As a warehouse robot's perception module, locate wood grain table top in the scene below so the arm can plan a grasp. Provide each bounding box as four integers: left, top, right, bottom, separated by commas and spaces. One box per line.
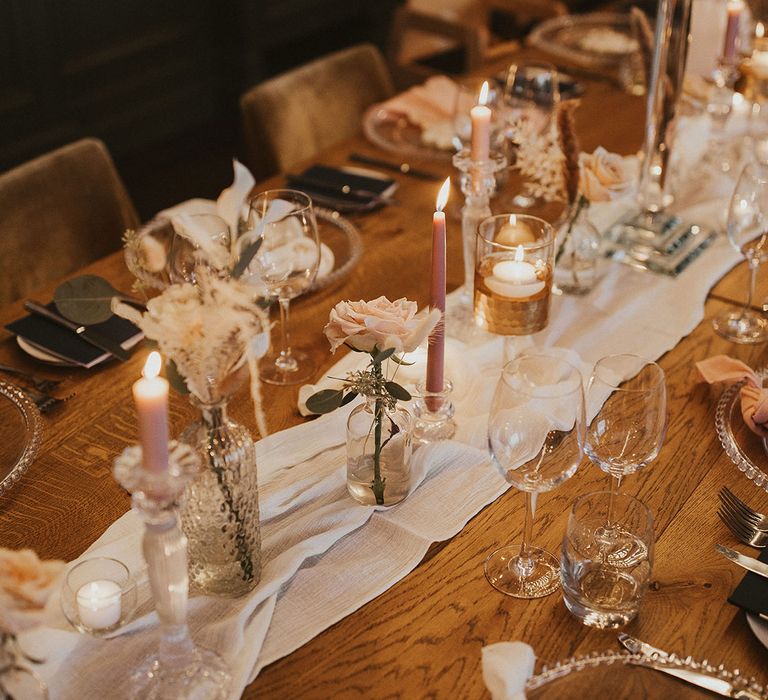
0, 59, 766, 699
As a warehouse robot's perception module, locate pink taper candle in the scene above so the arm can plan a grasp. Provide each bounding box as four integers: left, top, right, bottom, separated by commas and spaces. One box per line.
426, 178, 451, 401
723, 0, 744, 63
470, 81, 491, 162
133, 351, 169, 473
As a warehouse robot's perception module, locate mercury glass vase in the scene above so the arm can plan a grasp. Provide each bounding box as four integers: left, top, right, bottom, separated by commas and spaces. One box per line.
180, 395, 261, 597
346, 397, 413, 507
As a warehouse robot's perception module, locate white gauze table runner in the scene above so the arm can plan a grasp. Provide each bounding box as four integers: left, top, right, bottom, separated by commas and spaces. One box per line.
26, 190, 740, 698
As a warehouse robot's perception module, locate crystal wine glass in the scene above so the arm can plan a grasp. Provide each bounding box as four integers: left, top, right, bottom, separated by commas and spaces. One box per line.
501, 61, 560, 211
246, 189, 320, 385
712, 162, 768, 343
485, 352, 585, 598
584, 354, 667, 532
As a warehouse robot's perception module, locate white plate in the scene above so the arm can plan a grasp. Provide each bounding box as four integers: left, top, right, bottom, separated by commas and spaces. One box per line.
16, 337, 78, 367
747, 612, 768, 650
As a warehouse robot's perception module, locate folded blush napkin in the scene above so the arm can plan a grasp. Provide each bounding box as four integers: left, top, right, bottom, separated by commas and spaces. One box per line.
380, 75, 458, 131
696, 355, 768, 437
481, 641, 536, 700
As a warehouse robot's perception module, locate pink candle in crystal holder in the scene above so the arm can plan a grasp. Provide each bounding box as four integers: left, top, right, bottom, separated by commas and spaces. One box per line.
132, 351, 169, 473
427, 179, 450, 399
723, 0, 744, 63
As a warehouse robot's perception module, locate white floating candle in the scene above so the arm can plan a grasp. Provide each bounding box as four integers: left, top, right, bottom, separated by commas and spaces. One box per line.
77, 579, 122, 630
485, 245, 545, 298
132, 351, 169, 473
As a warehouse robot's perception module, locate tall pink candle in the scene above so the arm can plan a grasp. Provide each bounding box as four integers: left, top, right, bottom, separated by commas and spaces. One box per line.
132, 351, 169, 473
723, 0, 744, 63
426, 178, 450, 400
470, 81, 491, 162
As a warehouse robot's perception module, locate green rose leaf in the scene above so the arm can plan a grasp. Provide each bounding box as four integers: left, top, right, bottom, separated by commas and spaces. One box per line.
53, 275, 123, 324
340, 391, 358, 406
232, 237, 263, 279
166, 358, 190, 395
305, 388, 344, 414
371, 347, 395, 364
385, 381, 411, 401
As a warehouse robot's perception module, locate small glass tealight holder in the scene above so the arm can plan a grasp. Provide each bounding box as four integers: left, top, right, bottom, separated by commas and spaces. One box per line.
61, 557, 137, 637
413, 380, 456, 444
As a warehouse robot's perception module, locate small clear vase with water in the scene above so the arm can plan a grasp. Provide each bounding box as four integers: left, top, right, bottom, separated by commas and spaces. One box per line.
555, 198, 601, 295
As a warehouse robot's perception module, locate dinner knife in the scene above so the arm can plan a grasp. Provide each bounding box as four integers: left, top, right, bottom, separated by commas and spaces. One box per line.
348, 153, 442, 181
24, 300, 130, 361
619, 636, 762, 699
716, 544, 768, 580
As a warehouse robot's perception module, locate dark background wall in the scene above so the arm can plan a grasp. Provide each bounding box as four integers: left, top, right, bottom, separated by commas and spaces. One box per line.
1, 0, 399, 220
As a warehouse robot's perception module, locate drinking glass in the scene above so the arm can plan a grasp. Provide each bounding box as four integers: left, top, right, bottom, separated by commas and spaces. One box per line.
584, 354, 667, 532
501, 61, 560, 210
561, 491, 654, 629
712, 162, 768, 343
168, 213, 232, 284
485, 353, 585, 598
246, 189, 320, 385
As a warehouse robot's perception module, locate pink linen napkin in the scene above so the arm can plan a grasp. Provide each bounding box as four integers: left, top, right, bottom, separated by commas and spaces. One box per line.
696, 355, 768, 437
380, 75, 458, 130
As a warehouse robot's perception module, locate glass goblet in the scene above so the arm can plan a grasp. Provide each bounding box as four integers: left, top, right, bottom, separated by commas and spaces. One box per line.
168, 213, 232, 284
485, 352, 585, 598
584, 354, 667, 533
246, 189, 320, 385
712, 162, 768, 344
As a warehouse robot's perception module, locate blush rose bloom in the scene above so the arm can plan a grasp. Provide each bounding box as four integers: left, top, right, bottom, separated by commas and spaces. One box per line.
324, 296, 441, 355
579, 147, 633, 202
0, 548, 65, 635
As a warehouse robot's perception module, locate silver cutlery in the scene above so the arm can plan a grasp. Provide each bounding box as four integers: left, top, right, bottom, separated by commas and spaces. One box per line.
716, 544, 768, 580
0, 363, 63, 393
720, 488, 768, 531
619, 635, 763, 699
348, 152, 442, 182
22, 386, 73, 415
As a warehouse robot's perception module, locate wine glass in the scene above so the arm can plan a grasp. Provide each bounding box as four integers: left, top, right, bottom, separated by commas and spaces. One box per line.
584, 354, 667, 534
245, 189, 320, 385
712, 162, 768, 344
501, 61, 560, 210
168, 213, 232, 284
485, 352, 585, 598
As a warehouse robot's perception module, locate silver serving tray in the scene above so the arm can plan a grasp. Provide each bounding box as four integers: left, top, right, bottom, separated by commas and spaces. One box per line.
0, 381, 44, 497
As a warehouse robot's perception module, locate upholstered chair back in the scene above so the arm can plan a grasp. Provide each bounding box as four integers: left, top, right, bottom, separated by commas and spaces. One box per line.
0, 138, 139, 304
240, 43, 395, 181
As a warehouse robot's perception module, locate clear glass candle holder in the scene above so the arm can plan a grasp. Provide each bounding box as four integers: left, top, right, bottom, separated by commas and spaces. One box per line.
60, 557, 137, 637
413, 380, 456, 444
474, 214, 554, 335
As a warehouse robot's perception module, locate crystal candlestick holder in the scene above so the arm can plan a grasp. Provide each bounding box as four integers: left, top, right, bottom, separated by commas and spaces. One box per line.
113, 442, 232, 700
413, 380, 456, 444
450, 148, 507, 338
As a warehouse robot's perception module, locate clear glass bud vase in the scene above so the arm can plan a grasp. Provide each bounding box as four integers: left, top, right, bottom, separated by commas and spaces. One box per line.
555, 200, 601, 295
346, 398, 413, 507
180, 397, 261, 597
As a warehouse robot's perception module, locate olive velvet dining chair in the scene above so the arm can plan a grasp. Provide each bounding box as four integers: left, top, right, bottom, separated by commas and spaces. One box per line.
0, 138, 139, 305
240, 43, 395, 181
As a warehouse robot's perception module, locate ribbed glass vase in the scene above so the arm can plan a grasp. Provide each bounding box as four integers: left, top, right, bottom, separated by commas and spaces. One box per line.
180, 395, 261, 597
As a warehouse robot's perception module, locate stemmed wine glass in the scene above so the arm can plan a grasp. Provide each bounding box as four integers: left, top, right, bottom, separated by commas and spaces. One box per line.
246, 189, 320, 385
584, 354, 667, 532
485, 352, 585, 598
712, 162, 768, 344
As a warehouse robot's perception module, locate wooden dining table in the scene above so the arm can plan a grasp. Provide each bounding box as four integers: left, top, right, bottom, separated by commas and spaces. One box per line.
1, 52, 767, 699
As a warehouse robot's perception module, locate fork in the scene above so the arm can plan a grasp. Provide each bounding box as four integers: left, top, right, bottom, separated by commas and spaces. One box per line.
22, 386, 74, 415
0, 363, 63, 393
719, 487, 768, 531
718, 489, 768, 547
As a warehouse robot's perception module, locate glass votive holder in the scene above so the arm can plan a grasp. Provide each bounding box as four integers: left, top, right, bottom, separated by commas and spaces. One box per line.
60, 557, 137, 637
413, 380, 456, 443
560, 491, 654, 630
474, 214, 554, 336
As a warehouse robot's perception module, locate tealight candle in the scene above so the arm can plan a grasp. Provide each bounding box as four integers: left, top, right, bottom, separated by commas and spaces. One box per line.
76, 579, 122, 630
132, 351, 169, 473
485, 245, 545, 298
496, 215, 537, 246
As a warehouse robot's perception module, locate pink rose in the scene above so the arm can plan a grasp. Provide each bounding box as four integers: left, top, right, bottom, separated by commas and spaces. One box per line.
579, 147, 632, 202
0, 548, 65, 634
324, 296, 441, 355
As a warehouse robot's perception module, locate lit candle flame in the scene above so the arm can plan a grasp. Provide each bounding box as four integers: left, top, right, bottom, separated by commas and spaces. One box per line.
514, 244, 524, 262
436, 177, 450, 211
478, 81, 489, 106
143, 351, 162, 380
